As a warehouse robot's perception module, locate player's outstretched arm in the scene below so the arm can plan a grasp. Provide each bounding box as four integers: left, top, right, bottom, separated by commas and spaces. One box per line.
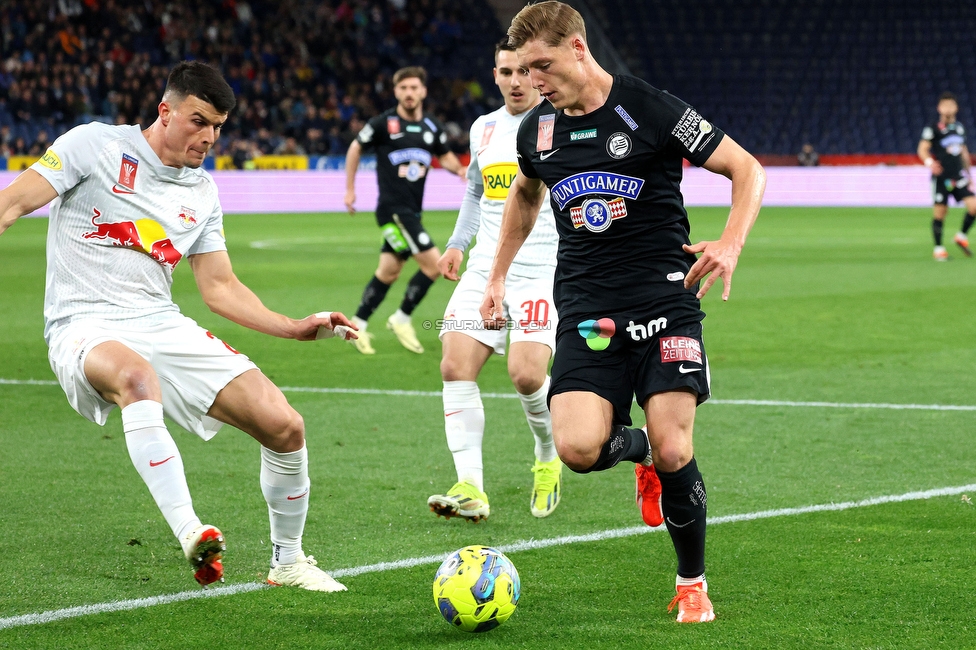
480, 171, 546, 327
189, 250, 357, 341
0, 170, 59, 236
686, 136, 765, 301
344, 140, 362, 215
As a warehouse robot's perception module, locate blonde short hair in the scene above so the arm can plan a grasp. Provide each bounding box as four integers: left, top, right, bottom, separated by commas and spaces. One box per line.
508, 1, 586, 48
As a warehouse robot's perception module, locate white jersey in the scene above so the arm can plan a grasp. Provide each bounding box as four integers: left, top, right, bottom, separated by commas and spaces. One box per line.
457, 105, 558, 278
30, 123, 226, 343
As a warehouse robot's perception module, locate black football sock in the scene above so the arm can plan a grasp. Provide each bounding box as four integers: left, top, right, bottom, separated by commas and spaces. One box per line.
933, 219, 944, 246
575, 425, 649, 474
962, 213, 976, 235
657, 457, 707, 579
355, 276, 392, 321
399, 270, 435, 316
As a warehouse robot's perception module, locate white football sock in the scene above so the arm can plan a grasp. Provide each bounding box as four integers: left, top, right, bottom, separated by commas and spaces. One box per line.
443, 381, 485, 491
517, 376, 557, 463
390, 308, 410, 325
122, 400, 200, 542
352, 316, 368, 331
261, 444, 309, 567
676, 574, 708, 590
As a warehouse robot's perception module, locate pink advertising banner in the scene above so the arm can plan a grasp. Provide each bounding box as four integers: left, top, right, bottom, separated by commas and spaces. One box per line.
3, 166, 934, 217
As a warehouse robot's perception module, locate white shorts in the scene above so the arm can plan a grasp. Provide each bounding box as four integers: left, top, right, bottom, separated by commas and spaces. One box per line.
47, 314, 258, 440
438, 268, 557, 355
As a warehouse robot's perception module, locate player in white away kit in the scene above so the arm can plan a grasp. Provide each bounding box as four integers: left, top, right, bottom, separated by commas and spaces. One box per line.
0, 62, 356, 591
427, 40, 561, 521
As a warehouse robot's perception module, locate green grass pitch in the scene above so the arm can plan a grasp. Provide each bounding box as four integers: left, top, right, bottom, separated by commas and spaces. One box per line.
1, 206, 975, 648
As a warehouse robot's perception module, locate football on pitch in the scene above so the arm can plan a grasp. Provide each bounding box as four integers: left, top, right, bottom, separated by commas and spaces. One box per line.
432, 545, 520, 632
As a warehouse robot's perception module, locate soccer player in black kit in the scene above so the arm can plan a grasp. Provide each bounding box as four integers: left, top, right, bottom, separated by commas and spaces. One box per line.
344, 66, 466, 354
917, 92, 976, 260
481, 2, 765, 622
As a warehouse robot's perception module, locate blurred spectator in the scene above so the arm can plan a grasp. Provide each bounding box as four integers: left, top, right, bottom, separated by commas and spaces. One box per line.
0, 0, 500, 160
798, 143, 820, 167
274, 136, 306, 156
230, 139, 259, 170
28, 130, 51, 157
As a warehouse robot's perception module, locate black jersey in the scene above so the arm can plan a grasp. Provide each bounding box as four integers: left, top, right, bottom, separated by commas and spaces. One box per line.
356, 107, 450, 214
516, 75, 725, 319
921, 121, 967, 178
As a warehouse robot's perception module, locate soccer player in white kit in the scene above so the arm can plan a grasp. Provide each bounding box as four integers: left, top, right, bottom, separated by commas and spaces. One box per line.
0, 62, 356, 591
427, 41, 562, 521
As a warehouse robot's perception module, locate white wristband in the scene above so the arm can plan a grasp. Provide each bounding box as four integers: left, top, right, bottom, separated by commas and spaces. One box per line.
924, 158, 934, 167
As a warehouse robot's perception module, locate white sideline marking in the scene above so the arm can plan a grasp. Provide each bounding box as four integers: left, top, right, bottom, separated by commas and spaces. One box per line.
2, 483, 973, 630
708, 398, 976, 412
4, 378, 976, 411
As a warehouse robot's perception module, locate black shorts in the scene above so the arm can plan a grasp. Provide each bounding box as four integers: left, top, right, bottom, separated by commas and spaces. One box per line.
549, 310, 710, 427
932, 174, 975, 205
376, 207, 436, 260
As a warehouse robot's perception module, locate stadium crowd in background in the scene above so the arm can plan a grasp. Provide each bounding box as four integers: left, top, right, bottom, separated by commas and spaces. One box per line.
0, 0, 500, 162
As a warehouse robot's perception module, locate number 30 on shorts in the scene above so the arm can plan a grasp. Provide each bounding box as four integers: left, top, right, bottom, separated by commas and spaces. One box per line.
519, 299, 550, 330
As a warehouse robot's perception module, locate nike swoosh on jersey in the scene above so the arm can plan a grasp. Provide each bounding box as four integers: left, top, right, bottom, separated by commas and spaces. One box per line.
539, 148, 560, 161
112, 185, 136, 194
678, 364, 701, 374
390, 133, 405, 139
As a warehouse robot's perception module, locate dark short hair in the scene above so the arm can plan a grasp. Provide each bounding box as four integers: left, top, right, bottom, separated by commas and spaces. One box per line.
164, 61, 236, 114
939, 92, 958, 103
495, 37, 516, 59
393, 66, 427, 86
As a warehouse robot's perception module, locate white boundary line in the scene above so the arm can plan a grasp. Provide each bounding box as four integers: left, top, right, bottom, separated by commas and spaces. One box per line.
2, 483, 974, 631
4, 379, 976, 411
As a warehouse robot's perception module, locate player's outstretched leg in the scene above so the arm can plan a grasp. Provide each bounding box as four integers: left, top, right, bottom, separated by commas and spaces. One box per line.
122, 400, 217, 586
518, 377, 562, 518
428, 381, 489, 521
262, 445, 346, 592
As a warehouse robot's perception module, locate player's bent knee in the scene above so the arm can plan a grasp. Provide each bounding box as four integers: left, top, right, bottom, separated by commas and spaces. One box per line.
509, 368, 545, 395
555, 437, 598, 473
115, 365, 160, 403
653, 443, 694, 473
263, 408, 305, 453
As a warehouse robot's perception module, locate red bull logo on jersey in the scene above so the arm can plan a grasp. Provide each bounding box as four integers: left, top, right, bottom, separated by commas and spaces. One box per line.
82, 207, 183, 270
116, 153, 138, 192
178, 206, 198, 229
